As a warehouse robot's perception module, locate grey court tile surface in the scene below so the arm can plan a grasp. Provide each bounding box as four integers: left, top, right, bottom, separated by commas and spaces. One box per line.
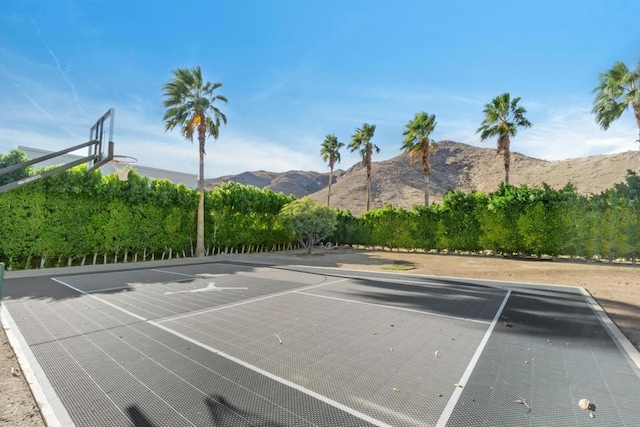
2, 260, 640, 426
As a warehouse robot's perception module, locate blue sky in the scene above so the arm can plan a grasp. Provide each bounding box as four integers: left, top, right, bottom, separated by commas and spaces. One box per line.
1, 0, 639, 177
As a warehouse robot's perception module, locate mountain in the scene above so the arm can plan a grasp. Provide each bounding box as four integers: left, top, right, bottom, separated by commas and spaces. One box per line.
208, 141, 640, 216
205, 169, 345, 198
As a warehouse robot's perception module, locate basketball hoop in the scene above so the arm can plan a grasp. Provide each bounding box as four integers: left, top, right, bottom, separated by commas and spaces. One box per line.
111, 155, 137, 181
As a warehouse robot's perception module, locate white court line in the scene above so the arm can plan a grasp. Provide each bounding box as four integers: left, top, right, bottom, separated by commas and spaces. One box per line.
1, 303, 75, 427
158, 278, 350, 323
580, 288, 640, 371
86, 285, 131, 293
436, 289, 511, 427
295, 291, 491, 325
285, 266, 506, 291
151, 268, 198, 277
151, 269, 224, 278
51, 275, 390, 426
52, 278, 148, 322
149, 320, 392, 427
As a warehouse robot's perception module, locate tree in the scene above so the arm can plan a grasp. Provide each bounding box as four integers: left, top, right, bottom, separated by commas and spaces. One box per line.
477, 93, 532, 186
592, 60, 640, 147
320, 134, 344, 206
278, 197, 337, 253
162, 66, 227, 257
348, 123, 379, 211
0, 148, 32, 186
401, 112, 438, 206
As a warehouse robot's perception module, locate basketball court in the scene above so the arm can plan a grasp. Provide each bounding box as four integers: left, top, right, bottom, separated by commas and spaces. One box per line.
2, 257, 640, 426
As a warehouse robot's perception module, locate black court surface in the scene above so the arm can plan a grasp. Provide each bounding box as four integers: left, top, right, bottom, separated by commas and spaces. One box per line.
2, 260, 640, 427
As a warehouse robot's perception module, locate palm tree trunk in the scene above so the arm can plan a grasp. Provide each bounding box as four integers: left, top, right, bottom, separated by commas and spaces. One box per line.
424, 174, 430, 206
633, 102, 640, 145
327, 166, 333, 206
365, 144, 372, 211
423, 144, 431, 206
504, 148, 511, 186
196, 135, 206, 257
366, 176, 371, 211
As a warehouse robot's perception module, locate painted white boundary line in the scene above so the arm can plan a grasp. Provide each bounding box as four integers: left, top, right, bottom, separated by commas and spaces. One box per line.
150, 320, 392, 427
436, 289, 512, 427
52, 278, 148, 322
289, 264, 582, 290
295, 291, 491, 325
1, 303, 75, 427
50, 276, 390, 426
158, 278, 350, 323
580, 287, 640, 370
150, 268, 198, 277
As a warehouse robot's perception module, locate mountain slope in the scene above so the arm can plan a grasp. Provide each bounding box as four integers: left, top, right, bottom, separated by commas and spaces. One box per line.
207, 141, 640, 216
205, 170, 345, 198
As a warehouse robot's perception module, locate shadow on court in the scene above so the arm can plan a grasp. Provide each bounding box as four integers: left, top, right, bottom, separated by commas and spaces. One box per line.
126, 395, 289, 427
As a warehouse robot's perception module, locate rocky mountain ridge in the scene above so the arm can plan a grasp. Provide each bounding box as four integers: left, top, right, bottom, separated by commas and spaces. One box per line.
206, 140, 640, 216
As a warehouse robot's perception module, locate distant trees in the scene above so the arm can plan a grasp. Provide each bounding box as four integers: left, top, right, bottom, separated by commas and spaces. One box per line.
162, 66, 228, 257
349, 123, 379, 211
401, 112, 438, 206
320, 134, 344, 206
592, 60, 640, 147
477, 93, 532, 186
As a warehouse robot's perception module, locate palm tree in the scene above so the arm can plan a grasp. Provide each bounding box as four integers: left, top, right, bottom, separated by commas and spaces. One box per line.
477, 93, 532, 186
592, 60, 640, 146
348, 123, 379, 211
320, 134, 344, 206
401, 112, 438, 206
162, 66, 227, 257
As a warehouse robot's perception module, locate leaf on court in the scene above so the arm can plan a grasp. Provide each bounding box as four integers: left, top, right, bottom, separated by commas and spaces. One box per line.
392, 387, 400, 393
454, 383, 463, 388
274, 333, 283, 345
437, 393, 443, 397
516, 396, 532, 414
390, 324, 395, 327
11, 367, 20, 377
372, 332, 377, 335
503, 321, 514, 327
589, 412, 595, 418
434, 351, 439, 358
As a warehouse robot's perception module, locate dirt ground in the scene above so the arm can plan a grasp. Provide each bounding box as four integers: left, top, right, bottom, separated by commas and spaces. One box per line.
1, 249, 639, 426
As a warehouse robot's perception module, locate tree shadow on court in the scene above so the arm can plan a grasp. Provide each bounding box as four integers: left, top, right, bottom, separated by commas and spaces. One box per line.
2, 261, 268, 302
124, 395, 289, 427
2, 276, 136, 301
334, 276, 507, 323
341, 276, 637, 345
205, 395, 288, 426
126, 405, 159, 427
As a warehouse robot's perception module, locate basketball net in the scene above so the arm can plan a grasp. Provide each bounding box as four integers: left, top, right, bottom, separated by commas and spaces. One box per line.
112, 162, 133, 181
110, 156, 137, 181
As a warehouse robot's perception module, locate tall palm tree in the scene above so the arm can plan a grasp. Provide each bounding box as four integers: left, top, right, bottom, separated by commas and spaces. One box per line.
592, 60, 640, 146
402, 112, 438, 206
348, 123, 379, 211
320, 134, 344, 206
477, 93, 532, 186
162, 66, 227, 257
